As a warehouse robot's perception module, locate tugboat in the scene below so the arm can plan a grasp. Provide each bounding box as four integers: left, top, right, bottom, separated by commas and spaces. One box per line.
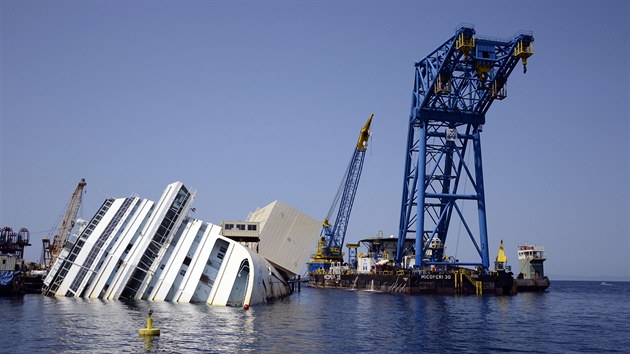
515, 245, 550, 291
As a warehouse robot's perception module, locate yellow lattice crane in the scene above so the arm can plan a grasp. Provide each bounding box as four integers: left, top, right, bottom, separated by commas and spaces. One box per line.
42, 178, 87, 269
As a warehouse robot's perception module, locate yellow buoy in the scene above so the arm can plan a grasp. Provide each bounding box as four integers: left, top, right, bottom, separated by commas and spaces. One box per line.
139, 309, 160, 336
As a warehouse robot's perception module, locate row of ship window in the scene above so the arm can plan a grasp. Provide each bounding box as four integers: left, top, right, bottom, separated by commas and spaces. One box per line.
223, 224, 257, 231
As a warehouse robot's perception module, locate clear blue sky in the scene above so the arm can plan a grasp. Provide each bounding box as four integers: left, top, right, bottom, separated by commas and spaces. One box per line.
1, 1, 628, 280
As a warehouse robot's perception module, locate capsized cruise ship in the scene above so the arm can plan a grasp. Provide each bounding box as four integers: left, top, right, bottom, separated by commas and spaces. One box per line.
42, 181, 320, 307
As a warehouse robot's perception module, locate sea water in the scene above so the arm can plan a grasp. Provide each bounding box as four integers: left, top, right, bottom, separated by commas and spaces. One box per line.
0, 281, 628, 353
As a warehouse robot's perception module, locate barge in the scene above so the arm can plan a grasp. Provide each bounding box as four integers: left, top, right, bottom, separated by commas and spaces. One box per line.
308, 238, 548, 295
309, 269, 516, 295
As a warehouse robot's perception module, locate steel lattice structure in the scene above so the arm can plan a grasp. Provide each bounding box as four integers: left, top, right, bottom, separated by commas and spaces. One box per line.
395, 25, 533, 272
324, 115, 373, 254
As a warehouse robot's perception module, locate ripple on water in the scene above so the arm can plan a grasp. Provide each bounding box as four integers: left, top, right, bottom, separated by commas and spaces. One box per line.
0, 282, 629, 353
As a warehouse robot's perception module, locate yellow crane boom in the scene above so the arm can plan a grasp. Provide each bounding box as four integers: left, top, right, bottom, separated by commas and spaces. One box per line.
42, 178, 87, 268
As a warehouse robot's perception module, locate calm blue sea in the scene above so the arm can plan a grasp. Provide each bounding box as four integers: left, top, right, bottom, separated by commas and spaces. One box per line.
0, 281, 628, 353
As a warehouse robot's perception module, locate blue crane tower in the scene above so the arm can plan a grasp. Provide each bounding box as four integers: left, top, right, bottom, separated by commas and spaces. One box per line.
395, 25, 533, 273
308, 114, 373, 273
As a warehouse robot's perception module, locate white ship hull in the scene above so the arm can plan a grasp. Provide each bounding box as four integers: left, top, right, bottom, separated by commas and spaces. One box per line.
41, 181, 309, 307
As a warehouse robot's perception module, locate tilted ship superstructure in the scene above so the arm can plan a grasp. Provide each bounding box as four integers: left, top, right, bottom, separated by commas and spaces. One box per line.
42, 181, 320, 307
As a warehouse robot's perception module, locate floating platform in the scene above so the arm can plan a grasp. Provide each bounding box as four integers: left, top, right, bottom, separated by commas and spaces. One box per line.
22, 271, 45, 294
308, 270, 517, 296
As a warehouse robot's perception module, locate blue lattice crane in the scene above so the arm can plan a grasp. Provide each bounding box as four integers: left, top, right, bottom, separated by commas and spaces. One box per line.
395, 25, 533, 273
308, 114, 373, 273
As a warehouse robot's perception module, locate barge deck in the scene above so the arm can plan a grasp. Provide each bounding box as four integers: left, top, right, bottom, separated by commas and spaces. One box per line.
308, 270, 517, 295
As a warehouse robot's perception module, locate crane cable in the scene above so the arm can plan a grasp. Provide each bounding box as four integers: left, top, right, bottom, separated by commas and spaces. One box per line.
325, 127, 373, 223
325, 152, 354, 222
